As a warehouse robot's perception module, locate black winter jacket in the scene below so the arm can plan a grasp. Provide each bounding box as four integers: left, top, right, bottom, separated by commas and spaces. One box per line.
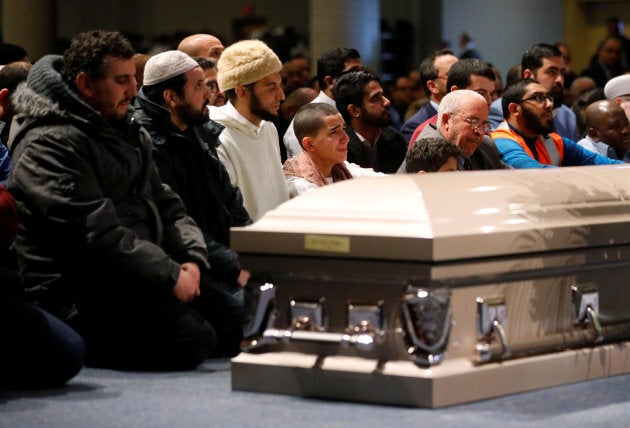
133, 91, 252, 284
7, 55, 208, 321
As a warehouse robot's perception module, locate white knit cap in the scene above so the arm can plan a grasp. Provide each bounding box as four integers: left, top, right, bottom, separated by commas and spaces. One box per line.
604, 74, 630, 100
143, 50, 198, 86
217, 39, 282, 92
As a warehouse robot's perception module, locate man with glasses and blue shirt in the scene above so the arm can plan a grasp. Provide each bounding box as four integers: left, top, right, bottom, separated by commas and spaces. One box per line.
492, 78, 622, 168
489, 43, 579, 142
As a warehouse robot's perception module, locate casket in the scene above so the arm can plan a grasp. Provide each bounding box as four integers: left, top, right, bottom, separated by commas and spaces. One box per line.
230, 166, 630, 408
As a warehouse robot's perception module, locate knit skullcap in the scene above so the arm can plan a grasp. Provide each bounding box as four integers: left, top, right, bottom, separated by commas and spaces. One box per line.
143, 50, 198, 86
217, 39, 282, 92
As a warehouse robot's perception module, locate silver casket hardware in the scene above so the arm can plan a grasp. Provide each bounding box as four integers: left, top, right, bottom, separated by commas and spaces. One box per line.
401, 286, 452, 367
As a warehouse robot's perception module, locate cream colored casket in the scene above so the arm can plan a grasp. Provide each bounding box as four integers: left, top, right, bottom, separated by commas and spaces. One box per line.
230, 166, 630, 408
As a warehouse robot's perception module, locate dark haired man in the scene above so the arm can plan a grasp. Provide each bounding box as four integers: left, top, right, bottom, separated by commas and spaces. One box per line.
333, 70, 407, 173
406, 58, 496, 144
8, 30, 220, 370
489, 43, 578, 141
400, 49, 458, 143
283, 47, 362, 157
405, 137, 461, 173
134, 49, 252, 279
134, 50, 250, 355
491, 78, 621, 168
195, 56, 225, 107
0, 61, 30, 182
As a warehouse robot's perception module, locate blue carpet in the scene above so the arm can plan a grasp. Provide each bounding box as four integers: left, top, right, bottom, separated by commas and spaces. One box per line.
1, 360, 629, 427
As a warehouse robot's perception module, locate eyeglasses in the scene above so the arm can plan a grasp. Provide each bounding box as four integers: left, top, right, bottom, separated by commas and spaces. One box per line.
206, 80, 220, 93
435, 75, 448, 81
450, 113, 491, 133
520, 93, 553, 105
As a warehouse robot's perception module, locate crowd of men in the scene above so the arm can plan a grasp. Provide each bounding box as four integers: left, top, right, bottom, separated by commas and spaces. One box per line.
1, 22, 630, 387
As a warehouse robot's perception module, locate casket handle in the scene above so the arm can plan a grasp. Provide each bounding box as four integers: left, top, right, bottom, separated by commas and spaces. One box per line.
260, 328, 376, 351
572, 285, 604, 344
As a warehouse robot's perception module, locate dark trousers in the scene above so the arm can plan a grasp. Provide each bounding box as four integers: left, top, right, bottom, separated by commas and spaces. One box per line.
0, 296, 85, 388
77, 276, 244, 371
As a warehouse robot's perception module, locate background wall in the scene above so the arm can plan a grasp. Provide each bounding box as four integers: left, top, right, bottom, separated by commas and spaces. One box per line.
3, 0, 630, 84
441, 0, 564, 82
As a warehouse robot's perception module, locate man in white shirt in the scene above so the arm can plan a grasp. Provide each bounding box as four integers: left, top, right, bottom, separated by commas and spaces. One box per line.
210, 39, 289, 221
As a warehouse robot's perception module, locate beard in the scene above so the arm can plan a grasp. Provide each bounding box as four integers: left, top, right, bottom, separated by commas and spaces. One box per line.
360, 107, 391, 128
250, 91, 278, 122
521, 104, 553, 135
174, 101, 209, 126
550, 83, 564, 108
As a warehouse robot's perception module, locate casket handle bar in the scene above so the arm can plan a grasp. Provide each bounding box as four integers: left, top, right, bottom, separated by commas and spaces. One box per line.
572, 285, 604, 344
258, 328, 376, 350
241, 283, 379, 352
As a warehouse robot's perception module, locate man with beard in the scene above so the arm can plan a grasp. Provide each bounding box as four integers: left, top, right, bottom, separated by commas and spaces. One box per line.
605, 74, 630, 121
491, 78, 621, 168
210, 39, 289, 221
283, 47, 363, 158
133, 50, 252, 299
578, 100, 630, 161
333, 70, 407, 173
7, 31, 233, 370
489, 44, 579, 142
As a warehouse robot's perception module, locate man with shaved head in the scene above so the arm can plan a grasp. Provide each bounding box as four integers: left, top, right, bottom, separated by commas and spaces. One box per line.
577, 100, 630, 161
178, 33, 224, 61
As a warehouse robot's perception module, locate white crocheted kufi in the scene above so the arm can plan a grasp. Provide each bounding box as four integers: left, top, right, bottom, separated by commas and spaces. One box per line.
143, 50, 198, 86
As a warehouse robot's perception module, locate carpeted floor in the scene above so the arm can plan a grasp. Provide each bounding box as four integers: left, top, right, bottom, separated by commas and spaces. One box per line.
1, 359, 629, 428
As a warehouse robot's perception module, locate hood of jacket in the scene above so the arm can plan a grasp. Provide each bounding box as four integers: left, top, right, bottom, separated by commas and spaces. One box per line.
8, 55, 113, 153
209, 103, 266, 139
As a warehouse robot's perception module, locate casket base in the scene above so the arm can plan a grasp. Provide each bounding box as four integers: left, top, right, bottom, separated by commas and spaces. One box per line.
231, 341, 630, 408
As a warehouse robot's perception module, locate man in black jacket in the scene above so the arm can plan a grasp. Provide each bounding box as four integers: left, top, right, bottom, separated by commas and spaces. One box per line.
133, 50, 252, 295
333, 70, 407, 173
7, 30, 241, 370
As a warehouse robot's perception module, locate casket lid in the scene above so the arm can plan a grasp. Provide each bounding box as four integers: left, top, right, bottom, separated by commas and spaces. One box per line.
231, 166, 630, 262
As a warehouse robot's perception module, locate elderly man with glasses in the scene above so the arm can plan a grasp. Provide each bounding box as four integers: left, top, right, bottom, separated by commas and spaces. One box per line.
491, 78, 622, 168
409, 89, 504, 171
